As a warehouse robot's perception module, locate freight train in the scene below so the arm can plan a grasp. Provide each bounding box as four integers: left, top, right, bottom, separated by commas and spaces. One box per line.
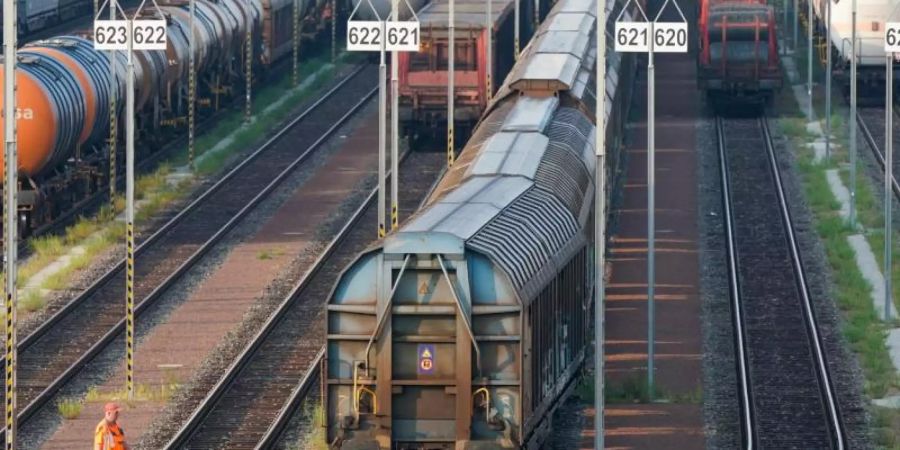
0, 0, 401, 235
811, 0, 900, 96
697, 0, 783, 103
396, 0, 544, 129
323, 0, 638, 446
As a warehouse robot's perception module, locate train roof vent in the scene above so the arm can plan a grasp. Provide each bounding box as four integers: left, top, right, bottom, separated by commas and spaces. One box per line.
404, 177, 532, 239
467, 132, 549, 179
502, 96, 558, 132
535, 108, 594, 216
468, 187, 579, 292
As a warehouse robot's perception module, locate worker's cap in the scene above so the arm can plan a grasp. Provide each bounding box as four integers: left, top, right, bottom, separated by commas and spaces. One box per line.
104, 402, 121, 413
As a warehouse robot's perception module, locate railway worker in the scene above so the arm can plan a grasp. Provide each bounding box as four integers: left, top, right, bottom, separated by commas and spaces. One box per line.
94, 402, 130, 450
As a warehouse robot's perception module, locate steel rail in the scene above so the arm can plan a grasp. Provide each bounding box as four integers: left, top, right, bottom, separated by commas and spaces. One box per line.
760, 115, 846, 449
714, 116, 756, 450
1, 65, 376, 438
856, 106, 900, 200
167, 146, 417, 449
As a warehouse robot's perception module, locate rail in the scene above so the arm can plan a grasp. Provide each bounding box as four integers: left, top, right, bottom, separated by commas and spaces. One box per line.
0, 64, 376, 441
715, 115, 846, 448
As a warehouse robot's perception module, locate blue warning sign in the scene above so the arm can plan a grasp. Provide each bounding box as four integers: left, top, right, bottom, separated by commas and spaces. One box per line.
417, 344, 435, 375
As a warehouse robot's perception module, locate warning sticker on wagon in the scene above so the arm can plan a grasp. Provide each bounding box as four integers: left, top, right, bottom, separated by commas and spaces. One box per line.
418, 344, 435, 375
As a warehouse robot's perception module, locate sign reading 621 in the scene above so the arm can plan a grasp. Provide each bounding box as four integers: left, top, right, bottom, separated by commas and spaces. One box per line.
386, 22, 420, 52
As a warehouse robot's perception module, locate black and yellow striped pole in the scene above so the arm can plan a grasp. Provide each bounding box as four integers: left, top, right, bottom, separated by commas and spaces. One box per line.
390, 0, 399, 231
3, 0, 18, 442
447, 0, 455, 167
485, 0, 492, 103
125, 5, 136, 401
331, 0, 336, 63
245, 0, 252, 124
292, 0, 300, 87
189, 0, 196, 171
109, 0, 118, 200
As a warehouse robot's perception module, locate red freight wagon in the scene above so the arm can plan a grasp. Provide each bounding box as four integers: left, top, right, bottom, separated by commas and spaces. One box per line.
397, 0, 529, 129
697, 0, 782, 103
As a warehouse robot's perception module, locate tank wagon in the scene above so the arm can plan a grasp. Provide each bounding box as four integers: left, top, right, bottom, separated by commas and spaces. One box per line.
697, 0, 782, 103
396, 0, 547, 129
811, 0, 900, 96
323, 0, 637, 447
0, 0, 362, 233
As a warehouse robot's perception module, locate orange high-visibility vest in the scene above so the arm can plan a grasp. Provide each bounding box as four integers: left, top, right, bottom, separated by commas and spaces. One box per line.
94, 420, 126, 450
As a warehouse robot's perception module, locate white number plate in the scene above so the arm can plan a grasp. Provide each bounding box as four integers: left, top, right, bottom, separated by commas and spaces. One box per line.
347, 21, 383, 51
386, 21, 419, 52
132, 20, 167, 50
886, 22, 900, 52
93, 20, 130, 50
614, 22, 649, 53
653, 22, 688, 53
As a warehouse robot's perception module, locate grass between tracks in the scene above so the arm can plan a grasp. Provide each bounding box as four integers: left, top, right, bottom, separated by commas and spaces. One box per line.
8, 51, 356, 322
775, 84, 900, 447
293, 404, 328, 450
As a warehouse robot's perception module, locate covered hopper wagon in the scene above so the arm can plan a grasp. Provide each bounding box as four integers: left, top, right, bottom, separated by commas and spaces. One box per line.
323, 0, 640, 447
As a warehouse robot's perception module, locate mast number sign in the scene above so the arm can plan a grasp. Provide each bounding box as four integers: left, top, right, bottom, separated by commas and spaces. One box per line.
886, 23, 900, 52
93, 20, 130, 50
347, 21, 383, 51
132, 20, 168, 50
615, 22, 649, 52
386, 21, 420, 51
653, 23, 688, 53
93, 20, 167, 50
347, 20, 420, 52
615, 22, 688, 53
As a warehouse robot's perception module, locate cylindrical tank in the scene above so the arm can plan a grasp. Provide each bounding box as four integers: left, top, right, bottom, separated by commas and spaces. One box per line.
42, 36, 111, 140
158, 14, 190, 86
166, 7, 213, 72
0, 53, 86, 180
21, 48, 96, 146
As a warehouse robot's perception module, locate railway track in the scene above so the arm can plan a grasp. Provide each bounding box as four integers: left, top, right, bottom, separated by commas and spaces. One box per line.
15, 8, 335, 247
165, 150, 445, 449
1, 64, 379, 442
856, 105, 900, 200
715, 115, 846, 448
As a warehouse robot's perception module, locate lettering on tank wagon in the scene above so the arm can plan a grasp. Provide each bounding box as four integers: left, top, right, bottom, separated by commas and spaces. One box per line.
0, 109, 35, 120
417, 343, 435, 375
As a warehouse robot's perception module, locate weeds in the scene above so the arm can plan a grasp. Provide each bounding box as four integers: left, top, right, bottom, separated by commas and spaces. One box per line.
776, 85, 900, 447
57, 398, 83, 419
18, 290, 45, 313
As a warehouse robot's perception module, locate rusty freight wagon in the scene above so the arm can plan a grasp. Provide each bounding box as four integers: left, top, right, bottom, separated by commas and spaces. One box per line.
697, 0, 782, 103
396, 0, 540, 131
323, 0, 638, 447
